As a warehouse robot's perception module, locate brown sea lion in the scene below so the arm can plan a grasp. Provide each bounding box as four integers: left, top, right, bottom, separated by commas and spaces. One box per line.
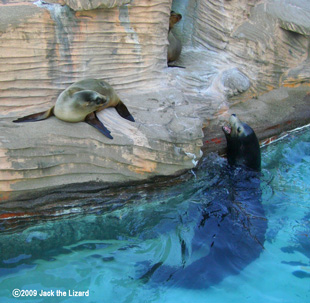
13, 79, 135, 139
167, 11, 183, 65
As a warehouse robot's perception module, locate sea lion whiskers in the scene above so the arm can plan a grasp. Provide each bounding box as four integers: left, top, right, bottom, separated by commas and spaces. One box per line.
73, 90, 108, 110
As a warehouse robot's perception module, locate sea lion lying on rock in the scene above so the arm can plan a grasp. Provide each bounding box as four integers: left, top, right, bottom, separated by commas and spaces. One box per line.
13, 78, 135, 139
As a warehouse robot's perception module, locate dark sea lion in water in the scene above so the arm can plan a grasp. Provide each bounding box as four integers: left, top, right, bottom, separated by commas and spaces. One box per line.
223, 114, 261, 171
138, 114, 266, 288
13, 79, 135, 139
167, 11, 183, 67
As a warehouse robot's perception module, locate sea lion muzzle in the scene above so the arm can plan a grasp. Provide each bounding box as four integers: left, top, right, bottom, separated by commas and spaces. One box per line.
95, 97, 108, 105
222, 114, 261, 171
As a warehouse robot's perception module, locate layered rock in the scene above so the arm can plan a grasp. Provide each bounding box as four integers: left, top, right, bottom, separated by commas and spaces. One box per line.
64, 0, 131, 11
171, 0, 310, 95
170, 0, 310, 151
0, 0, 310, 205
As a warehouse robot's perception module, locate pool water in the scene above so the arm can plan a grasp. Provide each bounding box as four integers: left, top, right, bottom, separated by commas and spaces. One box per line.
0, 125, 309, 303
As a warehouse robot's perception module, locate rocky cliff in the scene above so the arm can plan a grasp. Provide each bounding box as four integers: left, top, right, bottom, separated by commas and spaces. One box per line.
0, 0, 309, 205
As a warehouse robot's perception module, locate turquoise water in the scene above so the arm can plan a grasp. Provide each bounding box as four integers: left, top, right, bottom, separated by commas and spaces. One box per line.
0, 126, 309, 302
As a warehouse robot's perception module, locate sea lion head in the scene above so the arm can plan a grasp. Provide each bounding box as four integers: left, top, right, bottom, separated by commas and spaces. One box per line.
222, 114, 261, 171
169, 11, 182, 30
74, 90, 109, 112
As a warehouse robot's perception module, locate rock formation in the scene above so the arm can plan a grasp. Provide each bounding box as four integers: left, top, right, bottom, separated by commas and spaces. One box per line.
0, 0, 309, 205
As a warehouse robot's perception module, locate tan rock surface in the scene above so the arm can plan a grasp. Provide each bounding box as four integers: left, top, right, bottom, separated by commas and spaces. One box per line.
64, 0, 131, 11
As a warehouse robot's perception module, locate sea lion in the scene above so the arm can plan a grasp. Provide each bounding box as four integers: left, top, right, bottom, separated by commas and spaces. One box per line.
135, 116, 265, 288
13, 79, 135, 139
222, 114, 261, 171
167, 11, 183, 65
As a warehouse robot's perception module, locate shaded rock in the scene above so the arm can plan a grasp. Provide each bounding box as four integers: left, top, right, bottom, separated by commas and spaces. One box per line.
282, 57, 310, 87
220, 68, 251, 98
268, 0, 310, 35
202, 86, 310, 155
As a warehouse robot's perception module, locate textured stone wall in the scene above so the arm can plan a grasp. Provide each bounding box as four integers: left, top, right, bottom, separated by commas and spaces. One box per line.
171, 0, 309, 96
64, 0, 132, 10
0, 0, 170, 117
169, 0, 310, 149
0, 0, 310, 204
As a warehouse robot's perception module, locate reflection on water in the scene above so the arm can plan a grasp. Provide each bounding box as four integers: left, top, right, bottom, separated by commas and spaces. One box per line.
0, 125, 309, 303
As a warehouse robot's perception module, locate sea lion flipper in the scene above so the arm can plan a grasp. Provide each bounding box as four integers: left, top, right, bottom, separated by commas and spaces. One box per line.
13, 107, 54, 123
85, 112, 113, 139
115, 101, 135, 122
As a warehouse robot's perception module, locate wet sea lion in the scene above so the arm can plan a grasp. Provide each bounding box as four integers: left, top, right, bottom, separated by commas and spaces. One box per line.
167, 11, 183, 66
222, 114, 261, 171
136, 115, 266, 288
13, 79, 135, 139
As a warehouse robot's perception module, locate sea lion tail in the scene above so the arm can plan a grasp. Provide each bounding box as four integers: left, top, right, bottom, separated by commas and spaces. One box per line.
13, 107, 54, 123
